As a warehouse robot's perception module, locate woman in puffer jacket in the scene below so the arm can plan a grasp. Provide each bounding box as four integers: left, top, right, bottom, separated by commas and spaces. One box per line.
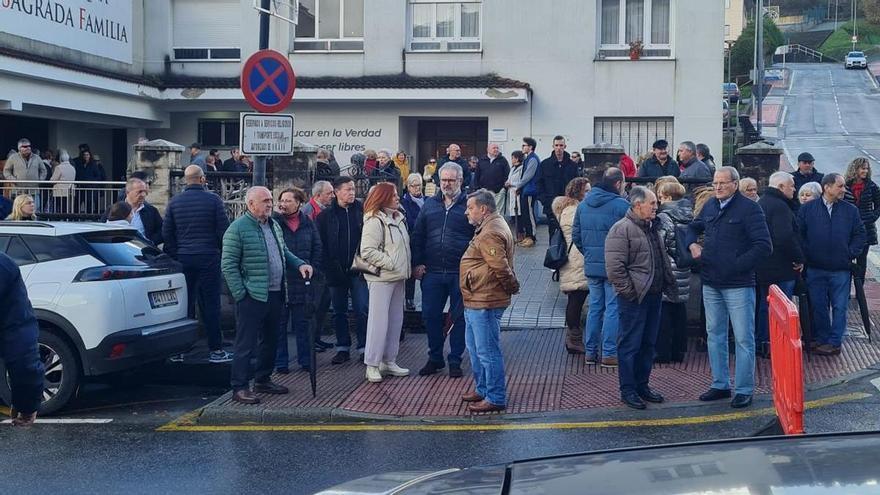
552, 177, 591, 354
655, 180, 693, 363
360, 182, 412, 383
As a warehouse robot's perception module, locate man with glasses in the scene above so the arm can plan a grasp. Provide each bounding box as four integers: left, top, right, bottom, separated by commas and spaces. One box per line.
432, 144, 472, 189
3, 138, 46, 181
637, 140, 679, 178
685, 167, 771, 409
412, 162, 475, 377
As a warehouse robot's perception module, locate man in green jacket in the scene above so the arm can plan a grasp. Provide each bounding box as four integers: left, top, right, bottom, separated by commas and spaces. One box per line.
222, 186, 313, 404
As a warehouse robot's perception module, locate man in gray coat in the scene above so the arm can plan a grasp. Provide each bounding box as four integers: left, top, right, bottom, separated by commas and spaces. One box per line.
605, 186, 675, 410
3, 138, 46, 181
677, 141, 713, 181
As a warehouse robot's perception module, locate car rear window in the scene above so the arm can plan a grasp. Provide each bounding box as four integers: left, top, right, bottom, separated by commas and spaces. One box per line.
22, 234, 89, 263
83, 231, 157, 266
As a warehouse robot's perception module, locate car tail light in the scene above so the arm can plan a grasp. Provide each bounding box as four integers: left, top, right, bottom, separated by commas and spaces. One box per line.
109, 343, 126, 359
73, 266, 176, 282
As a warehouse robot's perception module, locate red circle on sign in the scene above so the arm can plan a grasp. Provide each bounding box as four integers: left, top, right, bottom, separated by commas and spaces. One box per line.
241, 49, 297, 113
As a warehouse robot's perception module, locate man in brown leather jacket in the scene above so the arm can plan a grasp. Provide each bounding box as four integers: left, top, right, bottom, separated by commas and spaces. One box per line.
459, 189, 520, 413
605, 186, 675, 410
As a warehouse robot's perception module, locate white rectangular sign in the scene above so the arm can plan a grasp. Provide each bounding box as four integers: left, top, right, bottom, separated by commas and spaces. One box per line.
0, 0, 133, 64
240, 113, 295, 155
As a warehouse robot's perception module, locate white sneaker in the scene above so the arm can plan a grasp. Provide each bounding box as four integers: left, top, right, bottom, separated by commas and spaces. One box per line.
366, 365, 383, 383
379, 362, 410, 377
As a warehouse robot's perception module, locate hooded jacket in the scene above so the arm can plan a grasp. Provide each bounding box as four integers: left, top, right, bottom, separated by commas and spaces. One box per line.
572, 184, 630, 278
657, 199, 694, 303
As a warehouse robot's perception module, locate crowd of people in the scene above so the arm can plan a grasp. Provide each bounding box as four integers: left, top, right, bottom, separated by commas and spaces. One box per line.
3, 132, 878, 416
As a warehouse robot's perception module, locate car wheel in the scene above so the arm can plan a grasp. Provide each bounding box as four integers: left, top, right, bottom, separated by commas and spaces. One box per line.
0, 330, 81, 416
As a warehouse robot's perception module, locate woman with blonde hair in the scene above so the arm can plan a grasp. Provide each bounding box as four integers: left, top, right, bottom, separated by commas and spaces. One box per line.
656, 180, 693, 363
552, 177, 591, 354
393, 151, 411, 181
798, 182, 822, 204
359, 182, 412, 383
843, 157, 880, 291
6, 194, 37, 220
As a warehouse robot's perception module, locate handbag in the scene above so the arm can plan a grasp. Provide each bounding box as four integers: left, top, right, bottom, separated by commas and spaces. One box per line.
674, 224, 696, 269
544, 227, 573, 271
350, 220, 386, 276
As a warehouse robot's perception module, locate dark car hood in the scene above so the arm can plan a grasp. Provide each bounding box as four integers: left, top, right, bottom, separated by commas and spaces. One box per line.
315, 432, 880, 494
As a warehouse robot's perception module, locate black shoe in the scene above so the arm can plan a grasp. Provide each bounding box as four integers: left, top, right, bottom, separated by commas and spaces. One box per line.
621, 393, 647, 410
731, 394, 753, 408
315, 339, 334, 350
331, 351, 350, 364
275, 367, 290, 375
405, 299, 416, 311
418, 360, 445, 376
699, 388, 732, 402
448, 364, 463, 378
254, 381, 289, 395
313, 344, 327, 353
637, 387, 665, 403
299, 365, 311, 372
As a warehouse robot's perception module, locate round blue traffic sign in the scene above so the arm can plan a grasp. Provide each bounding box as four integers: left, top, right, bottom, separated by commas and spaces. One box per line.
241, 50, 296, 113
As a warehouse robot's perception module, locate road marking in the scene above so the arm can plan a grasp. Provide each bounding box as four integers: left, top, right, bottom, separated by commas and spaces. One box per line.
865, 69, 879, 90
872, 377, 880, 393
787, 70, 796, 96
156, 392, 872, 433
1, 418, 113, 425
829, 70, 850, 135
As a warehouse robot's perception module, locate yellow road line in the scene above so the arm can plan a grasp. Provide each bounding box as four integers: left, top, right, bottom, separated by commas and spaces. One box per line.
156, 392, 871, 433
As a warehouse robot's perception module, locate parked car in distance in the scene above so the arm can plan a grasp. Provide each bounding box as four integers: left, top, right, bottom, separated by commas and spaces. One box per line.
723, 82, 740, 103
0, 221, 198, 415
723, 100, 730, 127
846, 51, 868, 69
315, 431, 880, 494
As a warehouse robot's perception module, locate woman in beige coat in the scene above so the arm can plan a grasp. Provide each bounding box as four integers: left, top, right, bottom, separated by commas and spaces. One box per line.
552, 177, 591, 354
360, 182, 412, 383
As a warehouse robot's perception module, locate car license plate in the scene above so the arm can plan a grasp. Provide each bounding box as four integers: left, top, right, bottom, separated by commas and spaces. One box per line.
149, 289, 178, 309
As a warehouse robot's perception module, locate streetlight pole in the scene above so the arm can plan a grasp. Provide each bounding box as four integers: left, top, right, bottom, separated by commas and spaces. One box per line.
253, 0, 271, 187
755, 0, 764, 135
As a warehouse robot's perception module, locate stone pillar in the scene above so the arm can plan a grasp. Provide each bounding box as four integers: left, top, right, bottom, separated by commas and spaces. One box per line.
131, 139, 185, 215
736, 141, 783, 192
582, 144, 624, 185
269, 143, 319, 194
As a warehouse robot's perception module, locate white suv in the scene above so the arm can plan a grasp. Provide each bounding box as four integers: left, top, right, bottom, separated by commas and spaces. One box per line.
0, 221, 198, 414
846, 51, 868, 69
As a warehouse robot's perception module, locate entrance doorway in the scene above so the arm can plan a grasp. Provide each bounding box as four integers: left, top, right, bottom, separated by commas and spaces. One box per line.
416, 119, 487, 173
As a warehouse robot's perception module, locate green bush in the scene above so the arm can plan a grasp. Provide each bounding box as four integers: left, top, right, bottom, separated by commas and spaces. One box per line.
819, 21, 880, 61
729, 18, 785, 81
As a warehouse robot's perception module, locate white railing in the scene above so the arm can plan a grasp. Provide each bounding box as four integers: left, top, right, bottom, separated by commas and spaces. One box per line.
1, 180, 126, 219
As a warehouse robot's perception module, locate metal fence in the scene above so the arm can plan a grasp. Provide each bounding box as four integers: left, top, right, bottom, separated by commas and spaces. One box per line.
168, 171, 266, 220
0, 180, 126, 221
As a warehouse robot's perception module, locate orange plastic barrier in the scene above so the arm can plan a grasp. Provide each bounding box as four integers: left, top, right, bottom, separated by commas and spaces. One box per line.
768, 284, 805, 435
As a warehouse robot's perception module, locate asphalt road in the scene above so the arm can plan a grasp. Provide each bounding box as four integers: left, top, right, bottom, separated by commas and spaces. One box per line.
2, 366, 879, 495
779, 63, 880, 175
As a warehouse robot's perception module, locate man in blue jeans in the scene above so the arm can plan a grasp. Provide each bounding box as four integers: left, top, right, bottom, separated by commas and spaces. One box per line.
798, 173, 866, 356
572, 167, 629, 368
315, 177, 368, 364
162, 165, 232, 363
460, 190, 519, 412
756, 172, 804, 358
686, 167, 771, 409
412, 162, 475, 377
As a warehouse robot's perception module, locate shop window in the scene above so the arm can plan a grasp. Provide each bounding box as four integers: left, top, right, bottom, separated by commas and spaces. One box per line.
294, 0, 364, 52
593, 117, 674, 160
598, 0, 671, 59
198, 119, 240, 148
408, 1, 481, 51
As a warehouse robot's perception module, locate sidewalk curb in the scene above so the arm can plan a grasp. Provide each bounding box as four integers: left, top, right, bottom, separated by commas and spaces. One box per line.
194, 368, 880, 427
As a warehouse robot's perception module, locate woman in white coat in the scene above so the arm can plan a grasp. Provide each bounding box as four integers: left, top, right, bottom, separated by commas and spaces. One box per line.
552, 177, 591, 354
359, 182, 412, 383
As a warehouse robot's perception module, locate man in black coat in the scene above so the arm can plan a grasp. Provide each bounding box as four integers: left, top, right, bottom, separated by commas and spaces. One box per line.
473, 143, 510, 194
431, 143, 472, 189
222, 148, 247, 172
536, 135, 578, 240
315, 177, 368, 364
791, 152, 824, 192
103, 177, 163, 245
0, 252, 44, 426
273, 187, 323, 373
162, 165, 230, 363
411, 162, 475, 377
637, 140, 679, 178
755, 172, 805, 357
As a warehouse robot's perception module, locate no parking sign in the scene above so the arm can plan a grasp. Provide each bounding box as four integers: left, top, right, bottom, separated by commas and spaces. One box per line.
241, 49, 296, 113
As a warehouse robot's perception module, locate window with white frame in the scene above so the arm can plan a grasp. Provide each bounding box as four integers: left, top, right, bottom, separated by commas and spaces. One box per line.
172, 0, 241, 61
294, 0, 364, 52
408, 0, 481, 51
594, 117, 674, 160
598, 0, 671, 58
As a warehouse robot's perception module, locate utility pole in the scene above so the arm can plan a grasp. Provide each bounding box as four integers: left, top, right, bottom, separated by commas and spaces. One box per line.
853, 0, 858, 51
253, 0, 271, 187
835, 0, 839, 31
755, 0, 764, 135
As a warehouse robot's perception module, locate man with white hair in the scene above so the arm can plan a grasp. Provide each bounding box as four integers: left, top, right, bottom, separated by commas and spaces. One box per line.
678, 141, 712, 180
163, 165, 231, 363
302, 180, 334, 221
474, 143, 510, 209
755, 171, 805, 358
107, 177, 163, 245
685, 166, 771, 409
221, 186, 313, 404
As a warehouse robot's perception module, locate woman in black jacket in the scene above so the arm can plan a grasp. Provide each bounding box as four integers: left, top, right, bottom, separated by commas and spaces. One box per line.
273, 187, 323, 373
844, 157, 880, 291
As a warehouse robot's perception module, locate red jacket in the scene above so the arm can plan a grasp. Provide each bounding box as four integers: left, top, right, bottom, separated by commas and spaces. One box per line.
619, 154, 636, 178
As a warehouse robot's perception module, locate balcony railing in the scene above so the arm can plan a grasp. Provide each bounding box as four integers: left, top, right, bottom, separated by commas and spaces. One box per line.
1, 180, 126, 221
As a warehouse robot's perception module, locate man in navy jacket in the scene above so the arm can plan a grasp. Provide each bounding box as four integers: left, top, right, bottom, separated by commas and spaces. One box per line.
0, 252, 44, 426
685, 167, 771, 409
798, 173, 866, 356
411, 162, 475, 377
536, 136, 579, 241
163, 165, 231, 363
